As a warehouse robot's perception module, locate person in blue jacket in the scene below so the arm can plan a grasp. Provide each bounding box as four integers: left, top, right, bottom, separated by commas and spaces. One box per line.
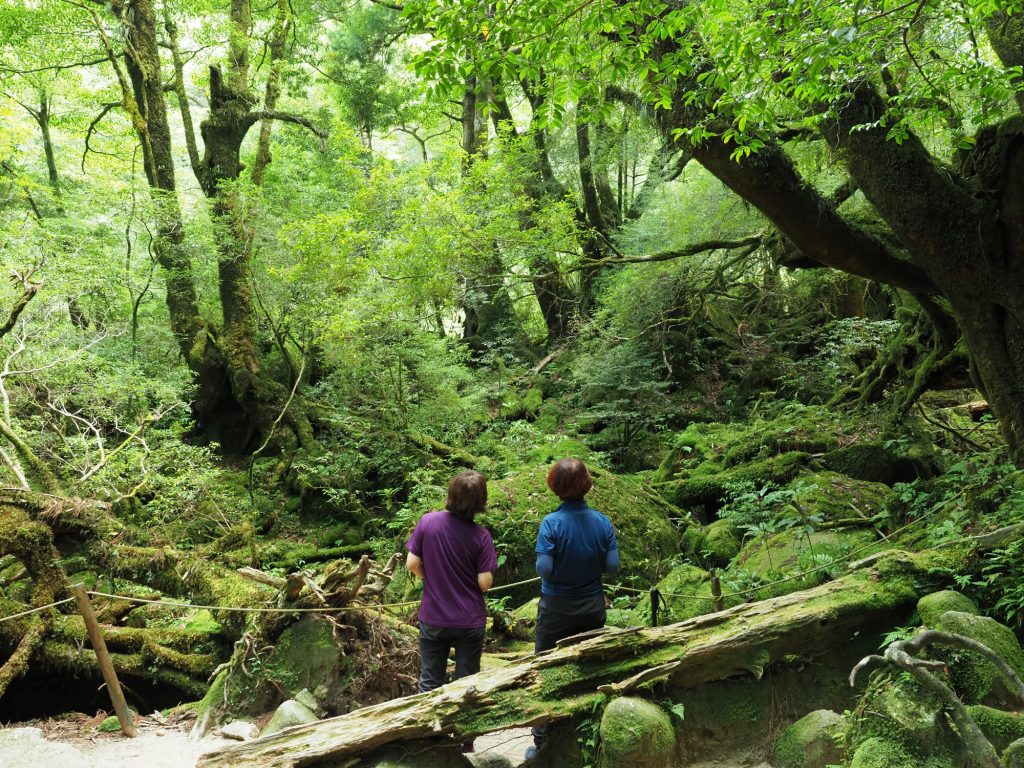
528, 457, 618, 758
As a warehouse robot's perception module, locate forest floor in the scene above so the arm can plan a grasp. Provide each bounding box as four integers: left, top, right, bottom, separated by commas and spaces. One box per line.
0, 718, 537, 768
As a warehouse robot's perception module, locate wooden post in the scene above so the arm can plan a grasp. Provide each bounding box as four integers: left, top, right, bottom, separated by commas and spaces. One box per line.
649, 588, 660, 627
711, 572, 724, 613
72, 584, 138, 737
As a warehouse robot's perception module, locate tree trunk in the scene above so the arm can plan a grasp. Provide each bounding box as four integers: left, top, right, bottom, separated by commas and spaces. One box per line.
35, 87, 60, 196
195, 550, 938, 768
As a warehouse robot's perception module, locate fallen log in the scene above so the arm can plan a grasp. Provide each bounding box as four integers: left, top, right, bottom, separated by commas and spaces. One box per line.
197, 549, 945, 768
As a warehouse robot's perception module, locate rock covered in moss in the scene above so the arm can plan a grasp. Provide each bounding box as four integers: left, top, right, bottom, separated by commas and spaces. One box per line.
933, 611, 1024, 706
787, 472, 893, 523
917, 590, 980, 627
849, 737, 918, 768
655, 451, 809, 508
772, 709, 846, 768
968, 705, 1024, 753
821, 442, 938, 485
860, 676, 952, 754
1004, 737, 1024, 767
260, 697, 318, 736
598, 697, 676, 767
728, 527, 876, 593
482, 467, 680, 592
703, 519, 741, 565
628, 564, 713, 625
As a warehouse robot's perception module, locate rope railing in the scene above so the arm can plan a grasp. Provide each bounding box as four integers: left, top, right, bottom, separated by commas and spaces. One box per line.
0, 512, 932, 626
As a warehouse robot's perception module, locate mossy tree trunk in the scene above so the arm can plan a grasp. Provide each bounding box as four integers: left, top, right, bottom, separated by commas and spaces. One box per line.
110, 0, 317, 455
196, 550, 942, 768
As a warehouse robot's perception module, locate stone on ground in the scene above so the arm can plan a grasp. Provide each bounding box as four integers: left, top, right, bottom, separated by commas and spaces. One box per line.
599, 696, 677, 767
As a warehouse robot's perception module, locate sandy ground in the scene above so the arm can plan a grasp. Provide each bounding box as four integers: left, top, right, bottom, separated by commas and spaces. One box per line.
2, 716, 533, 768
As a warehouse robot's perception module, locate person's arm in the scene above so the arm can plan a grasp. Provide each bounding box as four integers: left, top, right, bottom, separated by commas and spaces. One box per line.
603, 548, 620, 574
478, 571, 494, 592
603, 519, 619, 574
536, 553, 554, 579
406, 552, 425, 580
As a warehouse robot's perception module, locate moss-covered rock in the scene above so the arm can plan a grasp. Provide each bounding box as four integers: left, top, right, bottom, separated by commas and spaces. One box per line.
598, 697, 676, 768
260, 698, 318, 737
772, 709, 846, 768
631, 564, 714, 625
859, 675, 952, 754
481, 467, 680, 595
1005, 737, 1024, 768
821, 443, 939, 485
968, 705, 1024, 754
933, 611, 1024, 706
655, 452, 809, 509
727, 527, 877, 597
849, 737, 918, 768
917, 590, 980, 627
703, 519, 741, 566
787, 472, 893, 523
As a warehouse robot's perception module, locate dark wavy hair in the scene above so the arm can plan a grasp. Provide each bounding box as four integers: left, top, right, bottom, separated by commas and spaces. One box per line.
546, 458, 593, 502
445, 470, 488, 522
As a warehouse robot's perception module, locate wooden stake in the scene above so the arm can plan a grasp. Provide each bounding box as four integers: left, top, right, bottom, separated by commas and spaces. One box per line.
711, 573, 724, 613
72, 584, 137, 737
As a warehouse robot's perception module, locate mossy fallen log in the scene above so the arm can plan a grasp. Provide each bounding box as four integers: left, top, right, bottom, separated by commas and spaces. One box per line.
197, 550, 949, 768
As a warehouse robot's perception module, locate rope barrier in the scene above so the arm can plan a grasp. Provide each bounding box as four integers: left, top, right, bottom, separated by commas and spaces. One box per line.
0, 513, 931, 626
0, 597, 76, 624
606, 512, 932, 604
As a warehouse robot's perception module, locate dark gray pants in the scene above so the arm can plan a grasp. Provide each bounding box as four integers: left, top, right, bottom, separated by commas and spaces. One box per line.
532, 593, 606, 750
418, 622, 486, 693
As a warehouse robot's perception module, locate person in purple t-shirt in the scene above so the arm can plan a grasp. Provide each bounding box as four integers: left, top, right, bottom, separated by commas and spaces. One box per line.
405, 470, 498, 693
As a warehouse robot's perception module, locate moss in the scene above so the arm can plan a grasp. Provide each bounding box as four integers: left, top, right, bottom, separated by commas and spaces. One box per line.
265, 617, 344, 696
630, 564, 714, 625
772, 709, 845, 768
655, 451, 808, 508
479, 466, 680, 596
849, 737, 918, 768
728, 527, 877, 594
98, 715, 124, 733
704, 519, 741, 564
1005, 738, 1024, 768
917, 590, 980, 627
968, 705, 1024, 753
821, 442, 939, 485
934, 611, 1024, 706
599, 697, 676, 767
787, 472, 893, 523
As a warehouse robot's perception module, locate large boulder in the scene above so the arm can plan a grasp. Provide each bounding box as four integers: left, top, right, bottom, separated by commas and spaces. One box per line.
598, 697, 677, 768
482, 467, 680, 597
773, 709, 846, 768
931, 611, 1024, 707
917, 590, 980, 627
725, 527, 876, 599
967, 705, 1024, 754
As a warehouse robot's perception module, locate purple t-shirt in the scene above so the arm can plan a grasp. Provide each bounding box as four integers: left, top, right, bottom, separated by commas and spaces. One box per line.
406, 510, 498, 629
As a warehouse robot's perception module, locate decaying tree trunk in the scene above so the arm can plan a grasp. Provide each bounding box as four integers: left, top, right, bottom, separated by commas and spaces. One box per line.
197, 549, 940, 768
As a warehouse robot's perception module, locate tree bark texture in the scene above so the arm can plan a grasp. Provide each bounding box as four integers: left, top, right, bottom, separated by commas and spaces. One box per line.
195, 551, 934, 768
